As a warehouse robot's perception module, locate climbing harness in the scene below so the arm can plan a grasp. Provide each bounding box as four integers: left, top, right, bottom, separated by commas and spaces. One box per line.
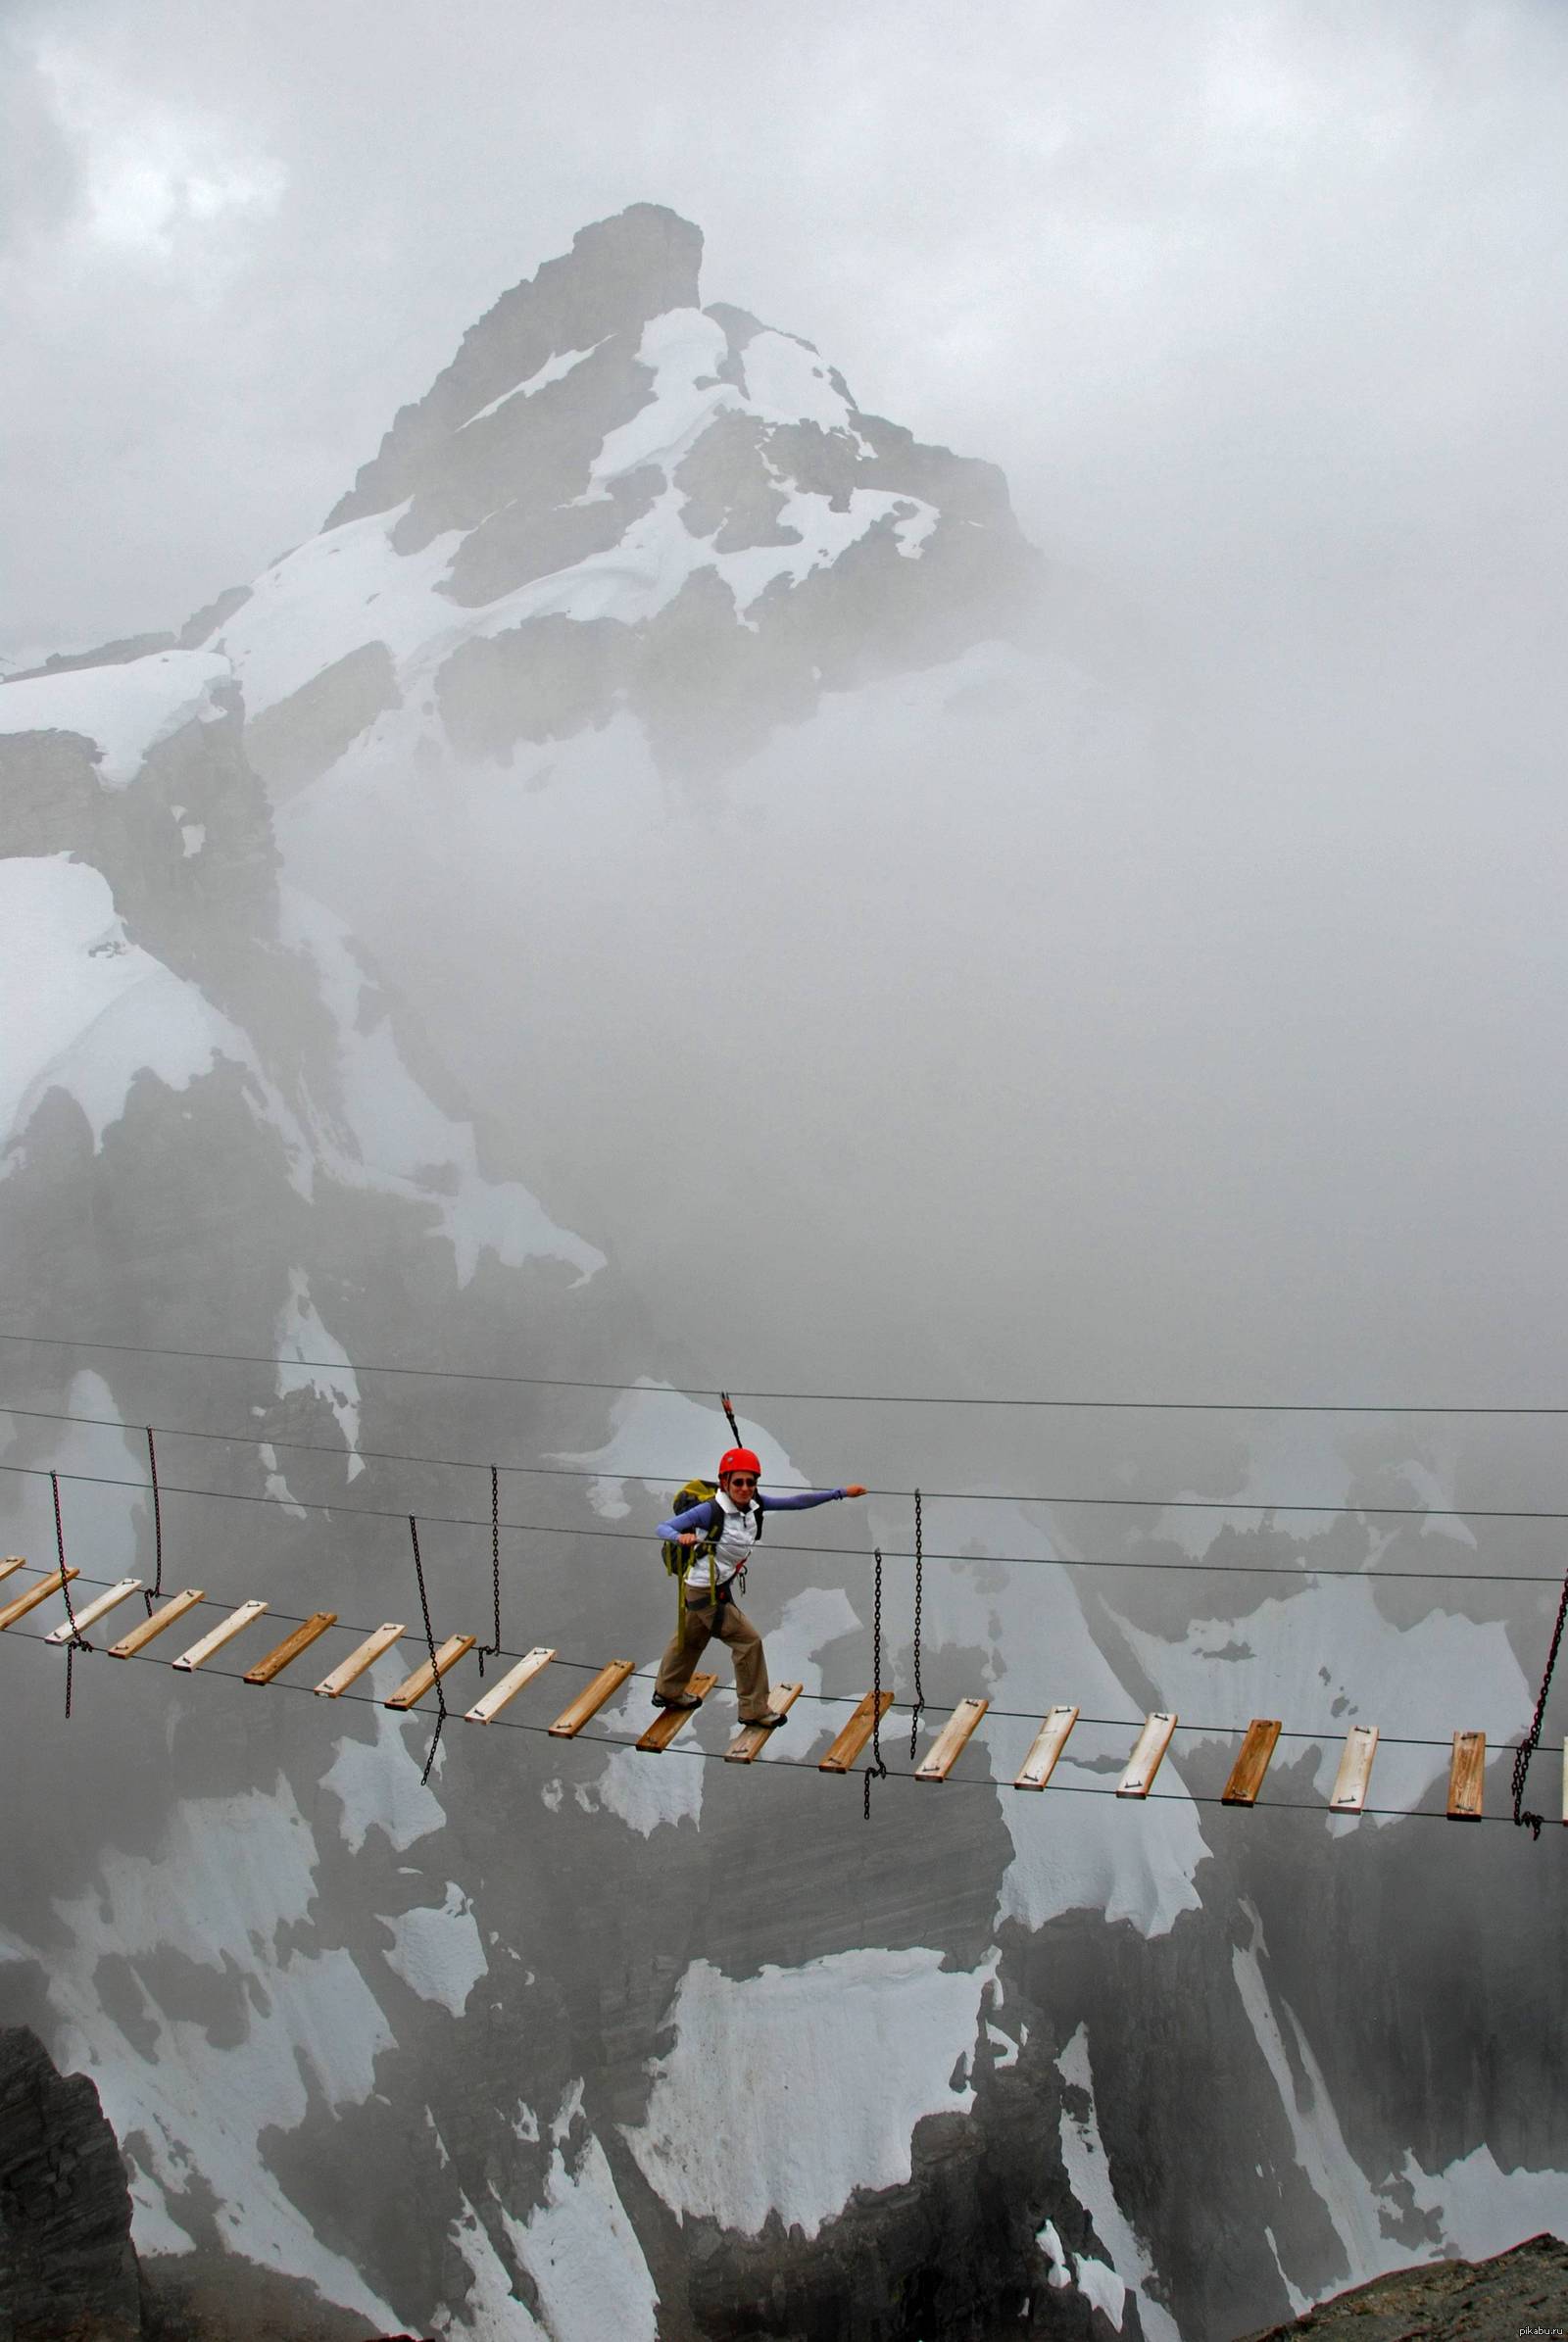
51, 1474, 90, 1718
908, 1488, 924, 1763
408, 1515, 447, 1785
863, 1545, 889, 1820
1511, 1560, 1568, 1837
475, 1466, 502, 1680
143, 1426, 164, 1615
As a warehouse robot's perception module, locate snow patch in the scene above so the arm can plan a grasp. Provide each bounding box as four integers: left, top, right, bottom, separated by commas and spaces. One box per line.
1057, 2025, 1180, 2342
382, 1880, 487, 2015
321, 1651, 446, 1854
281, 889, 603, 1287
503, 2123, 659, 2342
436, 2195, 544, 2337
1155, 1416, 1355, 1554
275, 1267, 363, 1475
738, 329, 865, 439
0, 856, 237, 1154
1400, 2141, 1568, 2261
596, 1739, 704, 1838
0, 648, 230, 786
590, 308, 736, 483
622, 1947, 993, 2239
35, 1779, 398, 2325
461, 340, 607, 429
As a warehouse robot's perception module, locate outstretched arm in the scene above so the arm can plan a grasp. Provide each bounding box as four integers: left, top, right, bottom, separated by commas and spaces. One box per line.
761, 1485, 866, 1511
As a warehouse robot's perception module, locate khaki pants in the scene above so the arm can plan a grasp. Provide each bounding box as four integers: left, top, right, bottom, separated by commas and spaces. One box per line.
656, 1590, 771, 1722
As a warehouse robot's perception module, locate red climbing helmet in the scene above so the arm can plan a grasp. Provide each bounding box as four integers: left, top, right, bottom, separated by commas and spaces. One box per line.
718, 1446, 761, 1481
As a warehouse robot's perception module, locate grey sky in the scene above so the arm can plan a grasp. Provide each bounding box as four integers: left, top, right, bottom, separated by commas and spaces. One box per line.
5, 0, 1566, 666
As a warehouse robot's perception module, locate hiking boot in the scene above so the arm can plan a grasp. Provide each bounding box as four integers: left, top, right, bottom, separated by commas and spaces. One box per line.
653, 1692, 702, 1711
744, 1709, 788, 1731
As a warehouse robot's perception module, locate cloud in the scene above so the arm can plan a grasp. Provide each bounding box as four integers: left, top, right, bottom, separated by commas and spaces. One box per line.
3, 0, 1566, 667
33, 38, 287, 262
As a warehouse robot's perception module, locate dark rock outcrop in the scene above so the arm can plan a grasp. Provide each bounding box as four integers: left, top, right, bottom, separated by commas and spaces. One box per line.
12, 635, 178, 681
0, 2025, 140, 2342
1237, 2230, 1568, 2339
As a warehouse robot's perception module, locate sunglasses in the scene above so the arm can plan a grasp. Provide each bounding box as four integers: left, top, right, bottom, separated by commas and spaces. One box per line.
726, 1473, 759, 1487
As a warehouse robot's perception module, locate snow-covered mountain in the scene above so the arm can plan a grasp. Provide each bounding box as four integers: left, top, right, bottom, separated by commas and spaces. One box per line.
2, 205, 1564, 2342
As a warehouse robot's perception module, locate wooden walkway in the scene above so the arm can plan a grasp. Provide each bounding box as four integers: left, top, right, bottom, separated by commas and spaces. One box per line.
0, 1557, 1554, 1821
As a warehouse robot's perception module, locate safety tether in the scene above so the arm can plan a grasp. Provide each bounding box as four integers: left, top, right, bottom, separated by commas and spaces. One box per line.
51, 1472, 90, 1718
408, 1515, 447, 1786
1510, 1560, 1568, 1837
863, 1545, 889, 1820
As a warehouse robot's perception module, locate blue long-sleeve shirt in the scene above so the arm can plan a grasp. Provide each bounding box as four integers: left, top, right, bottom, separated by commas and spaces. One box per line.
657, 1487, 848, 1593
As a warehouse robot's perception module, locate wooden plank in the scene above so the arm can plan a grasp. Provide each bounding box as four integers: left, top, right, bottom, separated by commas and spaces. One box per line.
725, 1683, 804, 1763
244, 1611, 338, 1685
108, 1588, 204, 1658
314, 1622, 405, 1697
819, 1689, 895, 1774
548, 1659, 636, 1737
172, 1599, 270, 1672
385, 1635, 475, 1711
1014, 1704, 1080, 1790
1222, 1718, 1283, 1806
636, 1673, 718, 1752
1329, 1724, 1379, 1813
465, 1646, 557, 1724
1117, 1711, 1178, 1798
1446, 1730, 1485, 1822
0, 1557, 25, 1587
915, 1696, 990, 1781
44, 1578, 142, 1643
0, 1567, 80, 1634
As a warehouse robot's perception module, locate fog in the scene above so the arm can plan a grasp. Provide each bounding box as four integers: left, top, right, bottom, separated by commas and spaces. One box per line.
6, 0, 1568, 1456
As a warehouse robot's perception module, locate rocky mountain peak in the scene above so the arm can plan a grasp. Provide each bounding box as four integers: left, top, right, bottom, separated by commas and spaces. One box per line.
325, 203, 704, 531
206, 203, 1036, 787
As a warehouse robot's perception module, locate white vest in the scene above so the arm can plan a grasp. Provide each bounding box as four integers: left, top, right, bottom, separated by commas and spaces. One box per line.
683, 1489, 758, 1592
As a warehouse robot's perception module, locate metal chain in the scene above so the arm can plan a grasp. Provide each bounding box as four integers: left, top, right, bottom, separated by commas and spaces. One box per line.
1511, 1562, 1568, 1838
144, 1426, 164, 1614
864, 1544, 889, 1820
908, 1488, 925, 1762
476, 1465, 502, 1678
52, 1472, 89, 1718
408, 1514, 447, 1785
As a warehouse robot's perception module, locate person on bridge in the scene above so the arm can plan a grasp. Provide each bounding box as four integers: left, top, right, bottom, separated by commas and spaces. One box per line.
653, 1447, 865, 1729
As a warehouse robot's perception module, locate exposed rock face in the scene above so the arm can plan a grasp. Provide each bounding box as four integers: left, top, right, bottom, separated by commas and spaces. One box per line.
1237, 2230, 1568, 2339
0, 2025, 140, 2342
326, 204, 705, 531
